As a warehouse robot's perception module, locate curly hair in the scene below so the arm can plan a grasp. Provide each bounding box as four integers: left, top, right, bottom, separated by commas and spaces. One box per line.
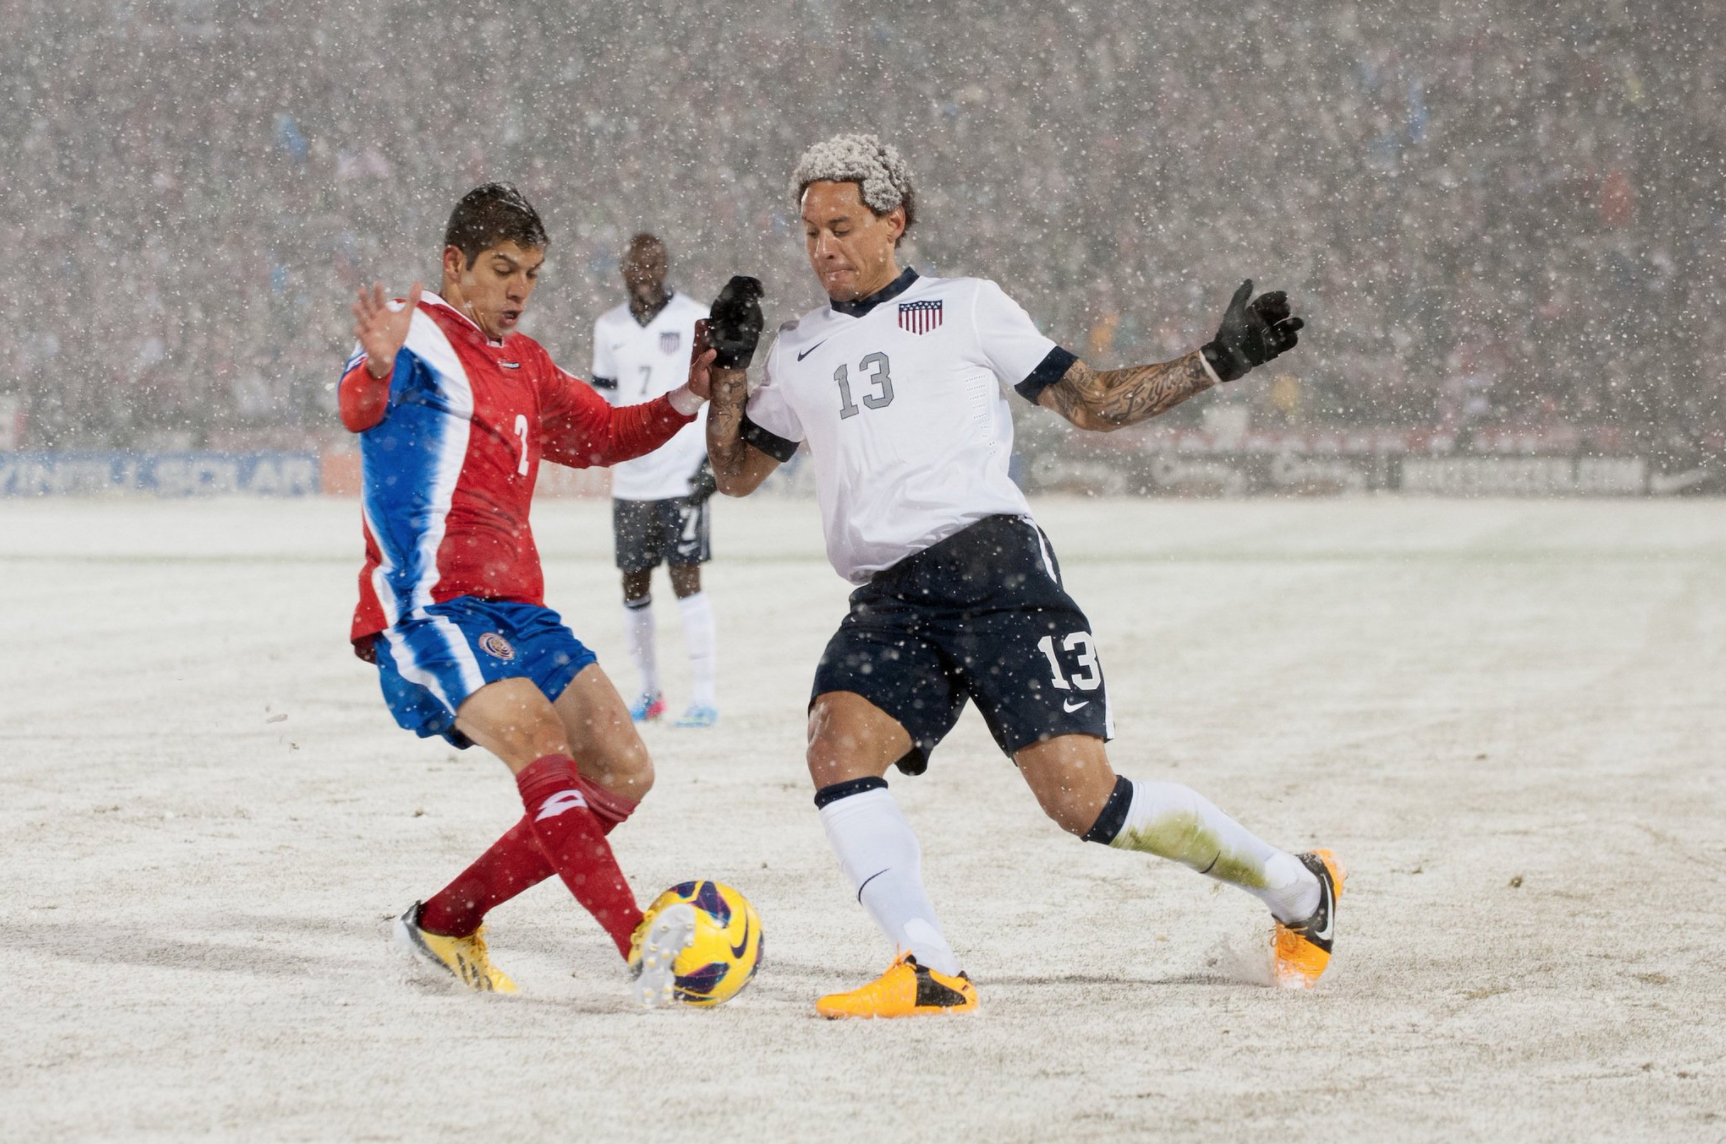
791, 134, 916, 240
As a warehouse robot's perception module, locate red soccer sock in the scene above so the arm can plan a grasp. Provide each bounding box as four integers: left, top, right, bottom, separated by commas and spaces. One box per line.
516, 754, 645, 958
418, 815, 554, 938
418, 777, 641, 939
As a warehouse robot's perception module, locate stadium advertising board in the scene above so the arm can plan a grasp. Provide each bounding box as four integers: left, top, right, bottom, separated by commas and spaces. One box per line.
0, 452, 321, 497
1030, 428, 1720, 497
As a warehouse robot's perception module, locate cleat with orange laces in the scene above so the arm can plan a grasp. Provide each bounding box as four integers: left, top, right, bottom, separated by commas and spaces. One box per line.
815, 953, 977, 1019
1273, 850, 1345, 989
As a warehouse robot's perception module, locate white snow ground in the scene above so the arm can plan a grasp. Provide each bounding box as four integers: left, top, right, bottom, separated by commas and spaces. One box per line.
1, 494, 1723, 1143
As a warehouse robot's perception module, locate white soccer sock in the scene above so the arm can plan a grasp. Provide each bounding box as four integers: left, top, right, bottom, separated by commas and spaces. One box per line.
622, 596, 658, 697
676, 591, 716, 708
1104, 778, 1320, 922
818, 786, 962, 976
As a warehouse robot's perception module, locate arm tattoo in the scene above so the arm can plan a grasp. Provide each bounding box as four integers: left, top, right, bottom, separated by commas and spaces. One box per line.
705, 366, 774, 493
1039, 351, 1216, 431
706, 367, 750, 477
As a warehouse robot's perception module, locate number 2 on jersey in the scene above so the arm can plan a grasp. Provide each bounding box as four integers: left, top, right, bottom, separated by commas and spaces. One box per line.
514, 414, 529, 476
835, 352, 894, 419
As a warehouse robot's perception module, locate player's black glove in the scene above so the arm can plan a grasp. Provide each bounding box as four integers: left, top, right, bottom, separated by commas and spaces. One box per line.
707, 275, 764, 369
1200, 280, 1304, 382
686, 457, 717, 506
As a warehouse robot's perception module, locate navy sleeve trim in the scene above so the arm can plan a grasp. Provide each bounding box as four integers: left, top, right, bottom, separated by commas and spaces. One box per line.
740, 409, 800, 462
1013, 346, 1079, 404
813, 775, 888, 809
590, 375, 618, 390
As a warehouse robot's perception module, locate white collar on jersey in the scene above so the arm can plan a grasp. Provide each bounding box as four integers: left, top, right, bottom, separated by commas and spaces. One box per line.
420, 290, 508, 347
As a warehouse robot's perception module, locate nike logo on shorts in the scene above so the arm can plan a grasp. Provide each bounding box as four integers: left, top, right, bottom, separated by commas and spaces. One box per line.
796, 339, 830, 361
1062, 698, 1090, 713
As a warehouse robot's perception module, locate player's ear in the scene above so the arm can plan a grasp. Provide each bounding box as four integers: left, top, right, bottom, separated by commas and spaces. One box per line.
885, 206, 906, 242
441, 245, 468, 280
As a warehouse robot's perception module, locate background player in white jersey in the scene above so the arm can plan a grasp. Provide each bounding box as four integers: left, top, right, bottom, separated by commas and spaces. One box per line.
706, 135, 1340, 1018
590, 234, 719, 728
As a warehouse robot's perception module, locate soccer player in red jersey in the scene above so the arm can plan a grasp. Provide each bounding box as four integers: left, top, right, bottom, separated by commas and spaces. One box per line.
339, 184, 715, 1002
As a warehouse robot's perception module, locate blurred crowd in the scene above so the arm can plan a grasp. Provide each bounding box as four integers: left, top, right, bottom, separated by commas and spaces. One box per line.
2, 0, 1721, 449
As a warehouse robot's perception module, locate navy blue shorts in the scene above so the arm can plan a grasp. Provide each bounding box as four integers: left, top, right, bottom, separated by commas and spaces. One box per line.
811, 515, 1113, 774
371, 598, 597, 748
613, 496, 711, 571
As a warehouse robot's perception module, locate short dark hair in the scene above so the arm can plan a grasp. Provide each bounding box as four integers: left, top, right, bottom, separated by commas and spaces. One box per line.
443, 183, 548, 265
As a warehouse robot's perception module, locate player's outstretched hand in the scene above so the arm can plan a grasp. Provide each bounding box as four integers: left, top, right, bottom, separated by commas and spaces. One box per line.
706, 276, 764, 370
352, 281, 423, 379
686, 318, 719, 401
1200, 280, 1304, 382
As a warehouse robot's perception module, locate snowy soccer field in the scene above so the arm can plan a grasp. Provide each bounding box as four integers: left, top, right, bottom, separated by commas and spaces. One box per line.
3, 494, 1723, 1142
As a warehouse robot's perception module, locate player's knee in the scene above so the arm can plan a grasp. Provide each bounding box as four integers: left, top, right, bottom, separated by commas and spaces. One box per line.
590, 727, 655, 797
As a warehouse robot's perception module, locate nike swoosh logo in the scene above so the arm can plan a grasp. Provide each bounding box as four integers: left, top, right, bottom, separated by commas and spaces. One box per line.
796, 339, 830, 361
729, 914, 752, 959
498, 361, 520, 369
1312, 875, 1335, 942
1062, 698, 1089, 713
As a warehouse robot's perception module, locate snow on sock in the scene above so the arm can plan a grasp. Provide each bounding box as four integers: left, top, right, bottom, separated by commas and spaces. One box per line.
622, 595, 658, 698
1084, 776, 1320, 923
676, 591, 717, 707
816, 778, 962, 977
419, 774, 640, 939
516, 754, 644, 957
418, 814, 555, 938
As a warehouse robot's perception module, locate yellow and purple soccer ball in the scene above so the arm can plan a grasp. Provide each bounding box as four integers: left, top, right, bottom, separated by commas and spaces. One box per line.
641, 880, 763, 1007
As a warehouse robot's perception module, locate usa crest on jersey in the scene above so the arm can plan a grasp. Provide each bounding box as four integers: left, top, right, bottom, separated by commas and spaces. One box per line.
898, 299, 943, 335
660, 331, 681, 354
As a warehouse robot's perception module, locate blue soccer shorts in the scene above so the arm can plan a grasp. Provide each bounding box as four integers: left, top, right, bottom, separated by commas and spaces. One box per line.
371, 598, 597, 748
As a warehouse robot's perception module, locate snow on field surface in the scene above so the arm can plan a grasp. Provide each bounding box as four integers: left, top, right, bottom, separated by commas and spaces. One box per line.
2, 495, 1723, 1143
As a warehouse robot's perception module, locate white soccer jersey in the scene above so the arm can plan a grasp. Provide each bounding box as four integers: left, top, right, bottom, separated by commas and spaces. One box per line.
742, 269, 1076, 584
591, 291, 711, 501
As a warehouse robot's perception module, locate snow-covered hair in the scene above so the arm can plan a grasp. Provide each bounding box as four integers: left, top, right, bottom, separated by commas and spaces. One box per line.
791, 134, 917, 236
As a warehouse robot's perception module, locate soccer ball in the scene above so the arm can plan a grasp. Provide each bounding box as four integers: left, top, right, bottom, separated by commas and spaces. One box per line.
634, 880, 763, 1007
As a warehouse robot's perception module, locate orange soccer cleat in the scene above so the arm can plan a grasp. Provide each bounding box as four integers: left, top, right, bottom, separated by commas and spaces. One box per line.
815, 953, 978, 1019
1273, 850, 1346, 989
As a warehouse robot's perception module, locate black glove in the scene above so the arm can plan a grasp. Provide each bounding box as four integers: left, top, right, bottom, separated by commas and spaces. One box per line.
707, 275, 764, 369
1200, 280, 1304, 382
686, 457, 717, 506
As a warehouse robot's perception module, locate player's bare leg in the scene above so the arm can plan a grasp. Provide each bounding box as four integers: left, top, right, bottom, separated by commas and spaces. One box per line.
807, 692, 977, 1018
619, 568, 665, 722
1015, 733, 1343, 987
552, 663, 655, 799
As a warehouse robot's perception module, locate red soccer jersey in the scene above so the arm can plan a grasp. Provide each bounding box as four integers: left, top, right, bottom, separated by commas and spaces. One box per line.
339, 293, 693, 652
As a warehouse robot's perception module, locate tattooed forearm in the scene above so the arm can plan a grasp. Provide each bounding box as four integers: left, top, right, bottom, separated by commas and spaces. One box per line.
1038, 351, 1217, 432
705, 366, 779, 495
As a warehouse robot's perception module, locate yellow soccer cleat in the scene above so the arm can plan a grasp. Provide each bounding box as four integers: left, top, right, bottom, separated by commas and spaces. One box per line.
392, 902, 518, 994
1273, 850, 1346, 989
815, 953, 977, 1019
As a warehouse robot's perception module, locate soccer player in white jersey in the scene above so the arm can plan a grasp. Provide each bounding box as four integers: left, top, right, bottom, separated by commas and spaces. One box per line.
705, 134, 1339, 1018
590, 234, 719, 728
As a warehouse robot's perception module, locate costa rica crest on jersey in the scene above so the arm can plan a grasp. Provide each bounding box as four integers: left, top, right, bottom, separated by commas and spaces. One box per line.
478, 632, 516, 661
898, 299, 943, 334
659, 331, 681, 354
